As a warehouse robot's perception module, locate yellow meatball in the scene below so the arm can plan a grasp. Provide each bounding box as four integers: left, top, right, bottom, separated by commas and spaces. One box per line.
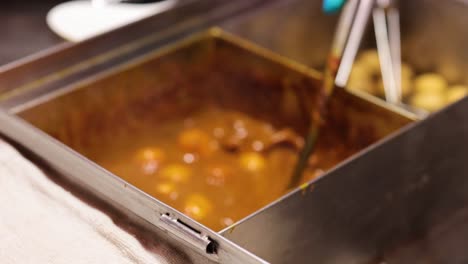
348, 62, 375, 94
446, 85, 468, 104
239, 152, 266, 172
350, 62, 372, 79
401, 63, 414, 80
376, 78, 413, 98
160, 164, 191, 183
184, 194, 213, 220
135, 147, 165, 163
134, 147, 166, 174
358, 50, 381, 74
414, 73, 448, 94
401, 78, 413, 98
178, 128, 214, 155
410, 92, 446, 112
347, 79, 375, 95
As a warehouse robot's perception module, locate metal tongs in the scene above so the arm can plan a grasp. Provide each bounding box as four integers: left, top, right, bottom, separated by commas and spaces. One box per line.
288, 0, 402, 189
335, 0, 401, 102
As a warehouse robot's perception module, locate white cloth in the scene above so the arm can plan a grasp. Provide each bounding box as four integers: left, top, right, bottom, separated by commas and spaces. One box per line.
0, 139, 170, 264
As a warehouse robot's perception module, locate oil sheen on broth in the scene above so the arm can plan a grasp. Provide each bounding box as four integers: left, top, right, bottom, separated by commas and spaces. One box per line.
96, 108, 331, 231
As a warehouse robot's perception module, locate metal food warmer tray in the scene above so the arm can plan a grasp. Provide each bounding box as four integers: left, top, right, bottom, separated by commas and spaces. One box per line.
0, 0, 466, 263
226, 96, 468, 263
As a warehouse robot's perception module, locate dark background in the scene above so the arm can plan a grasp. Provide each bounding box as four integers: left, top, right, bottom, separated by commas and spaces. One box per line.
0, 0, 66, 65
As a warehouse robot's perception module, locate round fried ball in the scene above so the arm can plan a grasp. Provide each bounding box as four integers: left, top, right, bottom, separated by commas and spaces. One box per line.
401, 63, 414, 80
160, 164, 192, 183
348, 62, 375, 94
358, 50, 381, 74
410, 92, 446, 112
401, 78, 413, 98
376, 78, 413, 98
239, 152, 266, 172
446, 85, 468, 104
178, 128, 214, 155
414, 73, 448, 94
135, 147, 166, 163
184, 194, 213, 221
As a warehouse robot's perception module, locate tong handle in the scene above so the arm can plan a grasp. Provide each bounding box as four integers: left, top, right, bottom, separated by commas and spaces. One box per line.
373, 0, 402, 103
334, 0, 374, 88
331, 0, 402, 104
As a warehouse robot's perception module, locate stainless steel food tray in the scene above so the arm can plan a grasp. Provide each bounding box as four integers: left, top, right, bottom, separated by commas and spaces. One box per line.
0, 28, 413, 263
223, 97, 468, 263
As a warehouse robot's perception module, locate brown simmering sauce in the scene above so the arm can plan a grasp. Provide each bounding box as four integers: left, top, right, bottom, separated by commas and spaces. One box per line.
91, 108, 345, 230
17, 35, 412, 231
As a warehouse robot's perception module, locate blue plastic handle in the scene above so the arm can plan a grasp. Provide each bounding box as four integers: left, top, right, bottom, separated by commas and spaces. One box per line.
323, 0, 346, 13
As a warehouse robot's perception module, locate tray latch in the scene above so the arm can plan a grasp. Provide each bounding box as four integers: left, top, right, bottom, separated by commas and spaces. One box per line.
159, 213, 218, 256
